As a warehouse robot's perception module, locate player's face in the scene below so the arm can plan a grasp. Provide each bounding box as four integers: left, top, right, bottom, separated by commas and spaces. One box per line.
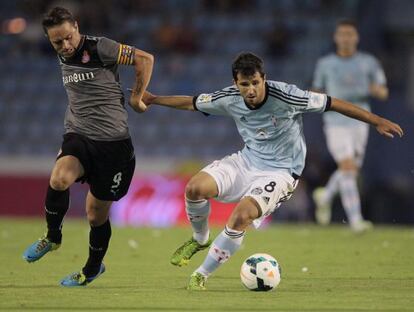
334, 25, 359, 54
235, 72, 266, 106
47, 21, 81, 58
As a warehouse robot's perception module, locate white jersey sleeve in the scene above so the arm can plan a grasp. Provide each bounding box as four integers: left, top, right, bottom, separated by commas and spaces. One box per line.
268, 81, 328, 114
194, 86, 240, 116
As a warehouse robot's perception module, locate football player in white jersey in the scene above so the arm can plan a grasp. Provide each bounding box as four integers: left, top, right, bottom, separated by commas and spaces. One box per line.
142, 52, 402, 290
312, 19, 389, 232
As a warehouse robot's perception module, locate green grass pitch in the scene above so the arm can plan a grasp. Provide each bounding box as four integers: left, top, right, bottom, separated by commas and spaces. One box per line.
1, 218, 413, 311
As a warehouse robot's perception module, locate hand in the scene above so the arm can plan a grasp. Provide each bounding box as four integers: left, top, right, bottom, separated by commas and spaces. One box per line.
129, 93, 148, 113
375, 117, 404, 138
142, 90, 157, 105
369, 84, 388, 100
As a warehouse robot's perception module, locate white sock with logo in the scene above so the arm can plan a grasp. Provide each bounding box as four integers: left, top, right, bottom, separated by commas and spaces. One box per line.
196, 226, 245, 277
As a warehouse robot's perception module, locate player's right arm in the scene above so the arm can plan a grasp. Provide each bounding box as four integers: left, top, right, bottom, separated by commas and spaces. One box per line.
143, 91, 195, 110
143, 88, 232, 115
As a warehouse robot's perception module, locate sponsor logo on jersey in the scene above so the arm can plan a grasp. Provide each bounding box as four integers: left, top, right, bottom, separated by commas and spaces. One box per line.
62, 71, 95, 85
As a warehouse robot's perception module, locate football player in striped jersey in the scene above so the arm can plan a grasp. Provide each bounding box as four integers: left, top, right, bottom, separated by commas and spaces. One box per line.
142, 52, 402, 290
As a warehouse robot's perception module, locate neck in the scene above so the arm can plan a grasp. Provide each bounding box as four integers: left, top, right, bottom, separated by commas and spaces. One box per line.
336, 48, 356, 58
244, 83, 269, 110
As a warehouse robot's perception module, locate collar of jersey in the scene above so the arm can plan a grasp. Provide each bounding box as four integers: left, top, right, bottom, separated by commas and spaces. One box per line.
243, 82, 269, 110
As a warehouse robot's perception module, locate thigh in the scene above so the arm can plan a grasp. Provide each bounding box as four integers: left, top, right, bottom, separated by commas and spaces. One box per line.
57, 133, 91, 183
186, 171, 219, 199
201, 152, 248, 203
51, 155, 84, 186
89, 139, 136, 201
324, 126, 354, 163
244, 171, 298, 219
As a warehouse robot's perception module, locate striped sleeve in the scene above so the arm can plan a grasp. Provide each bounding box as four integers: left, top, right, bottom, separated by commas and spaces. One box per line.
194, 86, 239, 116
267, 81, 327, 114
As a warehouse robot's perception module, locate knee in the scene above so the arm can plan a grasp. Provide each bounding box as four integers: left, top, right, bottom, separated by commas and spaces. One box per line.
185, 181, 206, 200
338, 159, 358, 173
50, 173, 72, 191
86, 207, 107, 227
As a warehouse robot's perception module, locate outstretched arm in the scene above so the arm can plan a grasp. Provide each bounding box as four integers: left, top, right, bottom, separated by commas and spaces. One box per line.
330, 97, 403, 138
129, 48, 154, 113
142, 91, 195, 111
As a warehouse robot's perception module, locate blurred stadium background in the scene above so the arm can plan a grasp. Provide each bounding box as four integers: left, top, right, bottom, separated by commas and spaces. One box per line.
1, 0, 413, 226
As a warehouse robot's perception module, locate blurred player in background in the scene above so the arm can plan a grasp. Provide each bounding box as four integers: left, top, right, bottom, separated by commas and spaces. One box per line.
312, 19, 389, 232
142, 52, 402, 290
22, 7, 153, 286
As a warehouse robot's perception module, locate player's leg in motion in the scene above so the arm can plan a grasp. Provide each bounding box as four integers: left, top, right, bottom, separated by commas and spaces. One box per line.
23, 156, 83, 262
313, 170, 342, 225
337, 159, 372, 232
170, 172, 218, 267
188, 197, 259, 290
60, 191, 110, 287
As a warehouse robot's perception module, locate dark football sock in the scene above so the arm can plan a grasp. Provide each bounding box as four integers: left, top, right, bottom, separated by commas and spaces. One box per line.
45, 185, 70, 243
83, 219, 111, 277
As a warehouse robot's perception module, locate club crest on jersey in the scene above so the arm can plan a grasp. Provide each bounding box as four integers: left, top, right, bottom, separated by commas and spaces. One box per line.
271, 115, 277, 127
81, 50, 90, 63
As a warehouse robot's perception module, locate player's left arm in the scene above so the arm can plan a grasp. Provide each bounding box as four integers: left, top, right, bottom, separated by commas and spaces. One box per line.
330, 97, 403, 138
129, 48, 154, 113
97, 38, 154, 113
369, 83, 388, 101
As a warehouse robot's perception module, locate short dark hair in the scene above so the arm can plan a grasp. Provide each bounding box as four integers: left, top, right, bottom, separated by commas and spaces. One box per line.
42, 7, 76, 34
336, 19, 358, 31
232, 52, 265, 81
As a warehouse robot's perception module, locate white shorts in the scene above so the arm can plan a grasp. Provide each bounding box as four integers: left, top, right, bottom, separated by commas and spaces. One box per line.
324, 123, 369, 165
201, 152, 298, 228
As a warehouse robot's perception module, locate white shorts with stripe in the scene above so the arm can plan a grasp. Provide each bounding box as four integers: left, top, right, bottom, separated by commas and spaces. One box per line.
201, 152, 299, 228
323, 123, 369, 166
